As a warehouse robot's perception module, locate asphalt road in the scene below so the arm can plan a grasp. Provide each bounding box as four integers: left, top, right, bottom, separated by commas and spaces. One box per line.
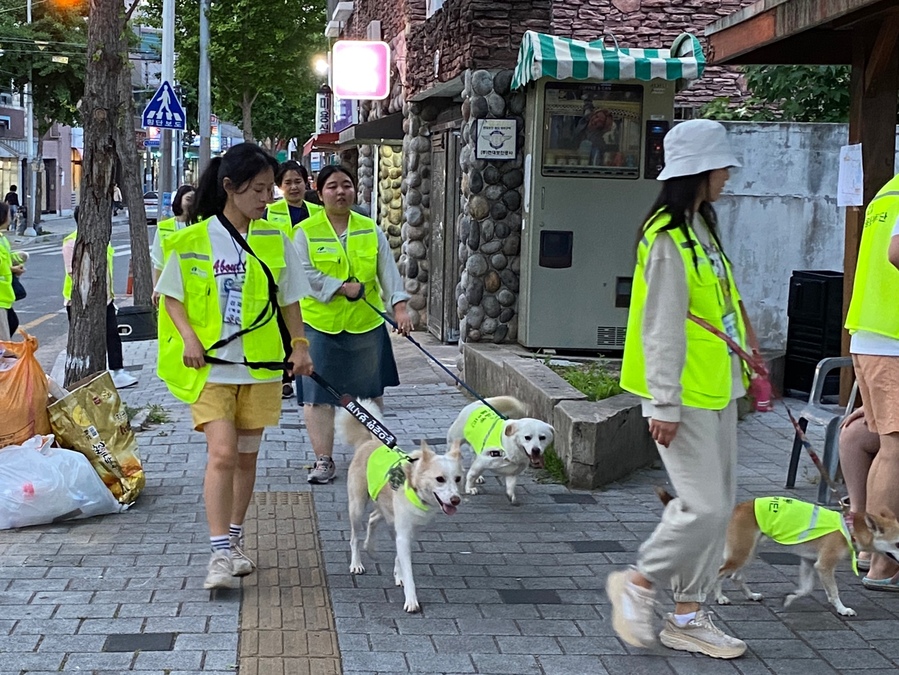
10, 219, 146, 372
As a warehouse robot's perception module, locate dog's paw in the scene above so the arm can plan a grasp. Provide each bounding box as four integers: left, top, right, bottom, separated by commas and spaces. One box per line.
466, 486, 481, 495
716, 595, 732, 605
783, 593, 797, 608
349, 563, 365, 575
837, 605, 857, 617
507, 494, 520, 506
403, 599, 421, 613
749, 592, 763, 602
394, 574, 403, 587
475, 476, 486, 484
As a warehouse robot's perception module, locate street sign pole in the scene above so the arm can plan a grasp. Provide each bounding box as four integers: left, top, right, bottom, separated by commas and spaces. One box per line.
198, 0, 211, 174
158, 0, 175, 220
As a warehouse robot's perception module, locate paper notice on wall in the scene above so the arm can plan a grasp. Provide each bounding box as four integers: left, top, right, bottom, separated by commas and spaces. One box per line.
837, 144, 863, 207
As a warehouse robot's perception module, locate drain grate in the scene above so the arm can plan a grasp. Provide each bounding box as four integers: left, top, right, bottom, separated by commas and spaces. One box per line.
103, 633, 175, 652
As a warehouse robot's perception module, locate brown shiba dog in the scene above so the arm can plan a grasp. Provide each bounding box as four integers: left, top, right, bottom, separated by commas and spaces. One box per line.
655, 488, 899, 616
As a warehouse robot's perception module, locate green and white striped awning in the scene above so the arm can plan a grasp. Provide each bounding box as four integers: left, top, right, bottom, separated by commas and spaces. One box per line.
512, 31, 705, 90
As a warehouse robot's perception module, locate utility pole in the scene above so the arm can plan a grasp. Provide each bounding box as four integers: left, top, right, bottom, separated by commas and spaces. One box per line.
157, 0, 175, 219
23, 0, 35, 235
198, 0, 211, 174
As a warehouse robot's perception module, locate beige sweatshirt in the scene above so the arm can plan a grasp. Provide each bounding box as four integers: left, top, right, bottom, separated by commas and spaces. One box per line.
640, 216, 745, 423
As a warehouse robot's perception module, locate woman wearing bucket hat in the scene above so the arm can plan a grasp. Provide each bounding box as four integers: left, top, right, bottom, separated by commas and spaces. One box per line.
606, 119, 749, 659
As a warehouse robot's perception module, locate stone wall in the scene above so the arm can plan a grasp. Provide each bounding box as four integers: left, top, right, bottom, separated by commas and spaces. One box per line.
377, 145, 405, 261
357, 145, 375, 209
457, 69, 524, 344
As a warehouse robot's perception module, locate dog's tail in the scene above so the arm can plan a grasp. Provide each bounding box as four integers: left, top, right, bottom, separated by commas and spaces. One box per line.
335, 399, 384, 448
655, 486, 675, 506
484, 396, 528, 419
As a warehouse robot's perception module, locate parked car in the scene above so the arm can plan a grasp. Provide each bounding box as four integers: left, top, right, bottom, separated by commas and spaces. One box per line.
143, 191, 158, 224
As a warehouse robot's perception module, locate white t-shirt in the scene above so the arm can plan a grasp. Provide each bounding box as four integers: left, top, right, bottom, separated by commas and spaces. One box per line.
850, 215, 899, 356
155, 217, 310, 384
150, 219, 188, 271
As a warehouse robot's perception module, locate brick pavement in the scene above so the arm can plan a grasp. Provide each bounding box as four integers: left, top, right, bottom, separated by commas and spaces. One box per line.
1, 334, 898, 674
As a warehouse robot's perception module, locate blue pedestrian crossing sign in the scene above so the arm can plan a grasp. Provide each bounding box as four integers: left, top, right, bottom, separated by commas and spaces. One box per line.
142, 81, 186, 131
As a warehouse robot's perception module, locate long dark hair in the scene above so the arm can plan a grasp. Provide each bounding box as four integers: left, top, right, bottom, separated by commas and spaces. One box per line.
639, 172, 727, 271
190, 143, 278, 223
172, 184, 195, 217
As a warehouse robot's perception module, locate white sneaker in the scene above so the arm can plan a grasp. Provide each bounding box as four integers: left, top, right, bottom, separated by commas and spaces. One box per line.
230, 536, 256, 576
659, 610, 747, 659
204, 551, 238, 590
110, 369, 138, 389
605, 570, 658, 648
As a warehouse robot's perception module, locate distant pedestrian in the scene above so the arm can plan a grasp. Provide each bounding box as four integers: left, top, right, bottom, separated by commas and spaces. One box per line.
608, 120, 748, 659
845, 170, 899, 591
112, 184, 123, 216
62, 206, 138, 389
4, 185, 19, 233
0, 203, 19, 339
150, 184, 195, 305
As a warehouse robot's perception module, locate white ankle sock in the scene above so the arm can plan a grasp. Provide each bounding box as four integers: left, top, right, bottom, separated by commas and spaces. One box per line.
673, 611, 697, 627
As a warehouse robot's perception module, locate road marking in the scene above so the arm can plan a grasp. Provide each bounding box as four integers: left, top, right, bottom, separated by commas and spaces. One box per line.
20, 310, 63, 330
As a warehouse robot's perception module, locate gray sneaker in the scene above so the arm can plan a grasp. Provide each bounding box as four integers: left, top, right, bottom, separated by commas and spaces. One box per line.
204, 551, 238, 590
659, 610, 747, 659
605, 570, 658, 649
230, 536, 256, 576
307, 455, 336, 484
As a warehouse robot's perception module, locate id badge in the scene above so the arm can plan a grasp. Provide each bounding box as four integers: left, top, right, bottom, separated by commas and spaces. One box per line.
224, 286, 243, 325
722, 312, 739, 353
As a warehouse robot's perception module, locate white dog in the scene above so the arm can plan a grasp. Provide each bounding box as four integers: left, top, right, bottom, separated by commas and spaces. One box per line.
340, 401, 463, 613
447, 396, 554, 504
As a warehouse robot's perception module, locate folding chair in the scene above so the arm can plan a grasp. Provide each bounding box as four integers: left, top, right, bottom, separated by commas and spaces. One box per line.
784, 356, 858, 505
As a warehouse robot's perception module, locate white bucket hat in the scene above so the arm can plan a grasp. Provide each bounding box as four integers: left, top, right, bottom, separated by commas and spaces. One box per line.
656, 119, 741, 181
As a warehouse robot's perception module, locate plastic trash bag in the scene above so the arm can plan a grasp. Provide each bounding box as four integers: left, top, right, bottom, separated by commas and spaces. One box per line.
0, 435, 125, 531
48, 371, 145, 505
0, 334, 51, 449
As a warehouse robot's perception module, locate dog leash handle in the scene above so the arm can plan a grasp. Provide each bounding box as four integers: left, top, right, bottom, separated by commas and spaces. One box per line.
362, 298, 508, 420
307, 371, 401, 450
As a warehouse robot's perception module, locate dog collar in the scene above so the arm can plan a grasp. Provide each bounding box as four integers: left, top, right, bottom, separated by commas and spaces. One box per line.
404, 482, 429, 511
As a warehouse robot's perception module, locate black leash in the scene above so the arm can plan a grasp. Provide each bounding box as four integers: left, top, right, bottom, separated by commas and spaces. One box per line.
356, 294, 507, 421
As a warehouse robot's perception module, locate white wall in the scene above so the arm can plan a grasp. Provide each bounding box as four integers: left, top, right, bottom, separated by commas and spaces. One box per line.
714, 122, 899, 351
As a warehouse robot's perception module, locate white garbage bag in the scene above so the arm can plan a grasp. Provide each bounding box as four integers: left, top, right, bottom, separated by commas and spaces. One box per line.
0, 435, 125, 530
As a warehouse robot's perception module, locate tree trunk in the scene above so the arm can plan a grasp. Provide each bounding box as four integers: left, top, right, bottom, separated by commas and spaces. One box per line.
116, 61, 152, 307
65, 0, 123, 387
34, 135, 44, 225
241, 91, 255, 141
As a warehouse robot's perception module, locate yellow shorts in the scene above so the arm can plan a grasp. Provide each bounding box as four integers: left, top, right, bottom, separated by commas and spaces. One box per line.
853, 354, 899, 435
190, 381, 282, 432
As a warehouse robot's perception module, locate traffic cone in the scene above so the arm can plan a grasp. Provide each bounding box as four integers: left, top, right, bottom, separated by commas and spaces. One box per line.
126, 258, 133, 295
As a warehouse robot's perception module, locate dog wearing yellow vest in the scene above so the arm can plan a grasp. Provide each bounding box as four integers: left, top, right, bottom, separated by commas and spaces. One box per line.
447, 396, 554, 504
657, 488, 899, 616
340, 401, 463, 613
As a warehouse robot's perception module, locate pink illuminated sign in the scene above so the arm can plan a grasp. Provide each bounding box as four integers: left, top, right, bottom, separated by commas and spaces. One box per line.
332, 40, 391, 100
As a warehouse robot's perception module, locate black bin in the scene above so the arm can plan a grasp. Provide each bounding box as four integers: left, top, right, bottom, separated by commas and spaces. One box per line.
117, 306, 157, 342
784, 270, 843, 396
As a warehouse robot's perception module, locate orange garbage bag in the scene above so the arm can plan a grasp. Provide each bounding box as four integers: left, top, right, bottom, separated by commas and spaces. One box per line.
0, 334, 51, 449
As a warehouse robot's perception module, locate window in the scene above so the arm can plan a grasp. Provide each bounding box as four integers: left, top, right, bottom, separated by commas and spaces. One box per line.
542, 82, 644, 179
0, 116, 10, 130
426, 0, 445, 18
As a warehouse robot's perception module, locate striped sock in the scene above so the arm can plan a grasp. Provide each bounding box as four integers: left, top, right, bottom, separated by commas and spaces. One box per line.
229, 524, 243, 540
210, 535, 230, 553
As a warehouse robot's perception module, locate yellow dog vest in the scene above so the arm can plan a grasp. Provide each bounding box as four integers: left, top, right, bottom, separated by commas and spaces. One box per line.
463, 406, 506, 456
754, 497, 857, 575
366, 445, 427, 511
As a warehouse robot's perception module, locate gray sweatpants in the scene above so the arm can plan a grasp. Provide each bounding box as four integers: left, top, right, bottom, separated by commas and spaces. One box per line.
636, 401, 738, 603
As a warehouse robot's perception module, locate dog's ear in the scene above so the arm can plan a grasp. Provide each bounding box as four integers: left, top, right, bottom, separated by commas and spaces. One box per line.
504, 421, 517, 437
865, 512, 888, 536
447, 439, 463, 461
418, 440, 435, 459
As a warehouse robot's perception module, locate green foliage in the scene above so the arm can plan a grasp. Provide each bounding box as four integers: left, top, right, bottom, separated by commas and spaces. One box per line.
548, 361, 623, 402
0, 0, 89, 135
538, 447, 568, 485
702, 65, 852, 123
143, 0, 326, 143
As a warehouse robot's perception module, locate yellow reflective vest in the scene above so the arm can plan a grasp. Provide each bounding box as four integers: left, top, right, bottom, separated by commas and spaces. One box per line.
61, 230, 115, 303
298, 210, 385, 334
463, 406, 506, 455
156, 219, 287, 403
620, 210, 748, 410
846, 174, 899, 340
0, 234, 14, 309
265, 199, 322, 238
366, 444, 427, 510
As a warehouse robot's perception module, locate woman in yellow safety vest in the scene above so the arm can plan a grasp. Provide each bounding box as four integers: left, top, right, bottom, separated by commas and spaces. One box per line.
607, 120, 751, 660
154, 142, 314, 590
150, 184, 195, 304
264, 160, 322, 236
0, 202, 25, 340
294, 165, 412, 485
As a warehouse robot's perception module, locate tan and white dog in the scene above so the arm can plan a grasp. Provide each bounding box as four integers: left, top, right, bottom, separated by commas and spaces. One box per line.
657, 488, 899, 616
447, 396, 554, 504
341, 402, 463, 613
